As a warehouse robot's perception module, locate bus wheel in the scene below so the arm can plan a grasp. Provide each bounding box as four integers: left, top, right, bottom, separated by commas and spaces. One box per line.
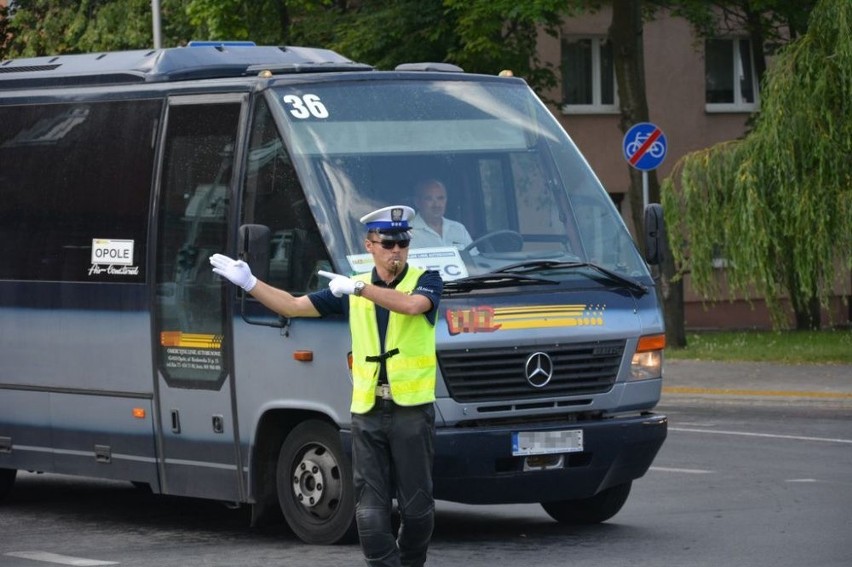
276, 420, 357, 545
541, 481, 632, 525
0, 468, 16, 500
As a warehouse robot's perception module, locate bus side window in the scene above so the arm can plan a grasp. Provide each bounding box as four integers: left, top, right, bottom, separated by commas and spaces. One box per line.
0, 101, 156, 282
242, 98, 330, 293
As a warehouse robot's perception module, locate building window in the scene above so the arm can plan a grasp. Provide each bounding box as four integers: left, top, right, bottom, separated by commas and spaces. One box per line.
705, 38, 759, 112
561, 37, 618, 114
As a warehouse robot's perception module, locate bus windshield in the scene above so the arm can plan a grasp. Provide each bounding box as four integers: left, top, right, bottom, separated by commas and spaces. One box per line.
270, 76, 649, 284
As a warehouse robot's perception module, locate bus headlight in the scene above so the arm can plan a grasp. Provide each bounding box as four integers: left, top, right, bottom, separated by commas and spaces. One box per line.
630, 334, 665, 381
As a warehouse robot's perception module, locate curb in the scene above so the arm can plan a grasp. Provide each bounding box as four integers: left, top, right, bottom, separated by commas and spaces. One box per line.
663, 386, 852, 400
660, 387, 852, 409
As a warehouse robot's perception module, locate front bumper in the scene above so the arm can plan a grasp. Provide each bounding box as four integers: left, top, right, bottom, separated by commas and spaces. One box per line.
432, 412, 667, 504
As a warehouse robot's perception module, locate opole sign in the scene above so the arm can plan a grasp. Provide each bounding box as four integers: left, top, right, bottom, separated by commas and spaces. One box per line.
91, 238, 134, 265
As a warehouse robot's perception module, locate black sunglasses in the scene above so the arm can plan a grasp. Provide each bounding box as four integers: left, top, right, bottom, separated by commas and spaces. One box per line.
369, 239, 410, 250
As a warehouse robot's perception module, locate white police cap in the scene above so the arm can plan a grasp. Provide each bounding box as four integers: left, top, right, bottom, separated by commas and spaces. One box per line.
360, 205, 415, 240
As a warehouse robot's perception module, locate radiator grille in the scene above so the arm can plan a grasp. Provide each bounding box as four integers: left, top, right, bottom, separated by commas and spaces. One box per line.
439, 340, 625, 403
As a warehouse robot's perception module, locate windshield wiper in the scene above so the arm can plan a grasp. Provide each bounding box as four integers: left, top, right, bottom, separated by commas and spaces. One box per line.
495, 260, 648, 295
443, 272, 558, 294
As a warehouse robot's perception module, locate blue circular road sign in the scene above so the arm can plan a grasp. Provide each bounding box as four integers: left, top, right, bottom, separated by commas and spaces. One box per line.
623, 122, 667, 171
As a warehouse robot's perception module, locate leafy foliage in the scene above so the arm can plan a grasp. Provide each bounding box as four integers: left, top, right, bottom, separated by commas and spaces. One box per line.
663, 0, 816, 44
322, 0, 581, 93
320, 0, 453, 71
2, 0, 195, 56
662, 0, 852, 329
1, 0, 586, 94
442, 0, 579, 93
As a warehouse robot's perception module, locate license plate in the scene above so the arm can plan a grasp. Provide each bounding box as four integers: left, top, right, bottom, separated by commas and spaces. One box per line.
512, 430, 584, 456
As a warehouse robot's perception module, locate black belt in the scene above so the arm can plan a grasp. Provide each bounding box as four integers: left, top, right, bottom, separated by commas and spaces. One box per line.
365, 348, 399, 363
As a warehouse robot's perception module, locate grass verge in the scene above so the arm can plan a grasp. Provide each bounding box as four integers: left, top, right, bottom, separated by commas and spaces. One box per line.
665, 329, 852, 364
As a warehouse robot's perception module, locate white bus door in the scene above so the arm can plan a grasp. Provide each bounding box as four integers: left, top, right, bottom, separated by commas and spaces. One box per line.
152, 94, 246, 501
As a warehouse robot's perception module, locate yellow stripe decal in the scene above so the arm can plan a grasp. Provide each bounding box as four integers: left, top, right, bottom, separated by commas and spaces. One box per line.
160, 331, 223, 349
446, 304, 606, 335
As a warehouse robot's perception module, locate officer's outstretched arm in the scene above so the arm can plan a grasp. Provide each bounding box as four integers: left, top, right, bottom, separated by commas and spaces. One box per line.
249, 280, 320, 317
211, 254, 319, 318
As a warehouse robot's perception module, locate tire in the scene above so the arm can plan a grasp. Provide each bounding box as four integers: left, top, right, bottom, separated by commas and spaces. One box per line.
277, 420, 357, 545
0, 468, 16, 501
541, 481, 632, 525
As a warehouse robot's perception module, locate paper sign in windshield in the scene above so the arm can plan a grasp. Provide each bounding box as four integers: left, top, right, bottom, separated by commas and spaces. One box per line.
347, 247, 468, 280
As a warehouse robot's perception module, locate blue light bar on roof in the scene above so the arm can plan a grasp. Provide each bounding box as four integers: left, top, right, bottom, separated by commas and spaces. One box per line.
187, 41, 257, 47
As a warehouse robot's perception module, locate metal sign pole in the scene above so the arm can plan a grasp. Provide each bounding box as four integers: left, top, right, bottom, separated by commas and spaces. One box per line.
151, 0, 163, 49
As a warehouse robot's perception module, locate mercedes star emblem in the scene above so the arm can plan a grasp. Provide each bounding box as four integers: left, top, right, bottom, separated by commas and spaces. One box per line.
524, 352, 554, 388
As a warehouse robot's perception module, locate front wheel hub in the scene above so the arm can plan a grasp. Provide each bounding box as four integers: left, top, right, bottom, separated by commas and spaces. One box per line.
293, 457, 324, 508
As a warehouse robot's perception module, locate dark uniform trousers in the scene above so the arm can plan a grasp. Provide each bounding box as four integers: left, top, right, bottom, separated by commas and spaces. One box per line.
352, 399, 436, 567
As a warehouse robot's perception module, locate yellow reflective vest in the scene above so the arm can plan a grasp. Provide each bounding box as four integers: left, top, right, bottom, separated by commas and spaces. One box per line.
349, 267, 437, 413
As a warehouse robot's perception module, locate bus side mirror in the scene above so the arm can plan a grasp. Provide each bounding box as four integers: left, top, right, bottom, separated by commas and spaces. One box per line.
237, 224, 287, 328
238, 224, 271, 283
643, 204, 665, 266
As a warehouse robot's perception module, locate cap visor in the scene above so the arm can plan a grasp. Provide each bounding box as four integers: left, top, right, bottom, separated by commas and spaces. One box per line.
372, 229, 411, 242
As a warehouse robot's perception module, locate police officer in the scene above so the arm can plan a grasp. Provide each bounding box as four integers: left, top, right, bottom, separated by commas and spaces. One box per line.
210, 205, 442, 567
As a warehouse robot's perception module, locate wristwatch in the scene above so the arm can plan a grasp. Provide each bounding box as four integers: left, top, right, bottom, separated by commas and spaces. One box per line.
353, 280, 366, 296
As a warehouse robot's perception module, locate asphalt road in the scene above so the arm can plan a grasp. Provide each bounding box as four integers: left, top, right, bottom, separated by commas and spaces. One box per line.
1, 361, 850, 567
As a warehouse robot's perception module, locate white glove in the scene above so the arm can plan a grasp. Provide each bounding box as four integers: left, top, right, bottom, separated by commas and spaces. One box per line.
210, 253, 257, 292
318, 270, 356, 298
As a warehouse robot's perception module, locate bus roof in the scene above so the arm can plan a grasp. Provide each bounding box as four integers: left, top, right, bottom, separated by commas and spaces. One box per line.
0, 44, 374, 89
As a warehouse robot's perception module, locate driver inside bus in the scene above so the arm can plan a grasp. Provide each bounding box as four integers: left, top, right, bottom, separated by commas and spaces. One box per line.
410, 179, 472, 250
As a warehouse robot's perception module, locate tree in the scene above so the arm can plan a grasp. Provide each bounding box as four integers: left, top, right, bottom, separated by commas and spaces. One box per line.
609, 0, 685, 347
2, 0, 196, 56
323, 0, 577, 94
184, 0, 587, 94
441, 0, 574, 94
0, 3, 9, 60
184, 0, 328, 46
664, 0, 817, 86
625, 0, 820, 342
1, 0, 577, 95
661, 0, 852, 330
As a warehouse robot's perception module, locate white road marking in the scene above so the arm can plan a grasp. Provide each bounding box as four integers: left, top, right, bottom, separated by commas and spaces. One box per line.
3, 551, 118, 566
786, 478, 821, 483
649, 466, 714, 474
670, 427, 852, 445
